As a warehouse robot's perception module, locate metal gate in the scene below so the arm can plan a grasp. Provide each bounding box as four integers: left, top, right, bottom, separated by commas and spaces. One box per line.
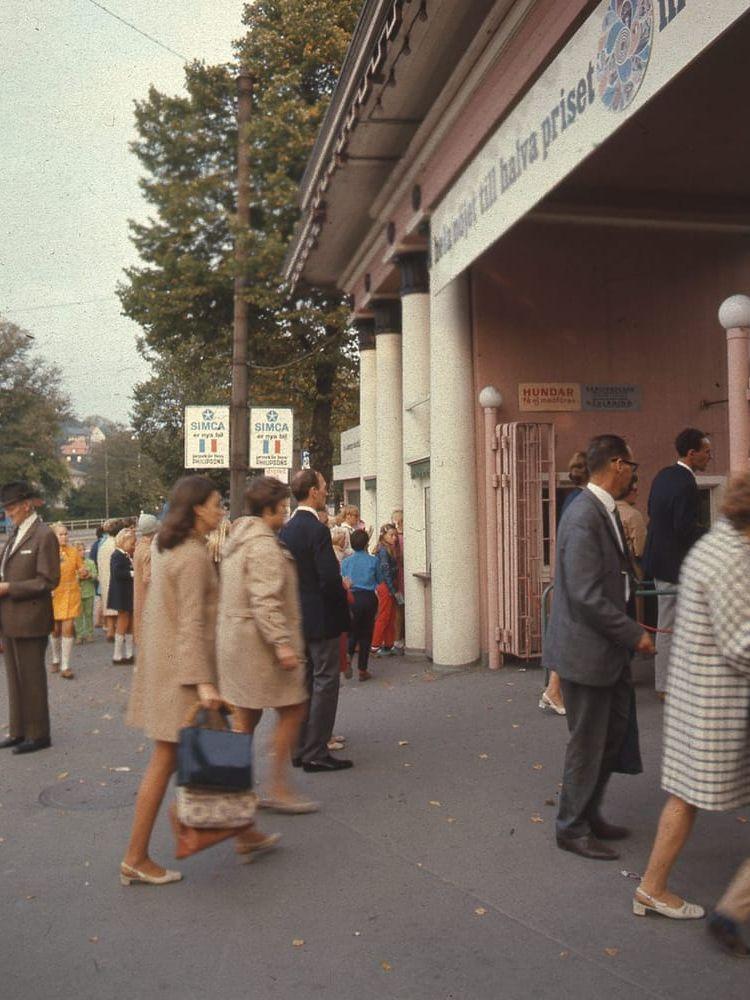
494, 422, 556, 660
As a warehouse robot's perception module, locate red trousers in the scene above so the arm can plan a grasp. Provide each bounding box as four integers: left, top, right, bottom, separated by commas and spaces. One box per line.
372, 584, 396, 649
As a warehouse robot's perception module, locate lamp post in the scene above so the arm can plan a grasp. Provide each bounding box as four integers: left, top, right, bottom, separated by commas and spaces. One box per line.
719, 295, 750, 474
479, 385, 503, 670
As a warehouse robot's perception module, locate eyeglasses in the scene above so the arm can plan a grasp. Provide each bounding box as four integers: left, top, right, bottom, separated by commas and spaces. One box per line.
616, 458, 639, 472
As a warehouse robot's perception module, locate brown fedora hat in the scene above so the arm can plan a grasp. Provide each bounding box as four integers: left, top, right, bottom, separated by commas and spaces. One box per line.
0, 480, 42, 508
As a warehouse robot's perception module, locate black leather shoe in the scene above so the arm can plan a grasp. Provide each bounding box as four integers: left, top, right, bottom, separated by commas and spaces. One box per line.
12, 738, 52, 755
0, 735, 24, 749
556, 834, 619, 860
708, 911, 750, 958
303, 756, 353, 773
291, 757, 302, 768
590, 819, 631, 841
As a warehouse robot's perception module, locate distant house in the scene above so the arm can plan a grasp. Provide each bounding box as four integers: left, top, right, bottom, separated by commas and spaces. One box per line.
59, 425, 106, 489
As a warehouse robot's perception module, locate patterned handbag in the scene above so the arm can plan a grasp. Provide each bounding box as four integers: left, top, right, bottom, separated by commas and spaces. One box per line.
175, 785, 258, 829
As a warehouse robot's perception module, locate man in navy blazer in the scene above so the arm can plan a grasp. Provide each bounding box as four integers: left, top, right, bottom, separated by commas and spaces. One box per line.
280, 469, 352, 772
642, 428, 711, 693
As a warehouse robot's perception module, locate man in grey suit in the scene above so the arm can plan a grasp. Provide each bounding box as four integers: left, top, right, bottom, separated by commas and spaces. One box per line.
544, 435, 654, 860
0, 481, 60, 754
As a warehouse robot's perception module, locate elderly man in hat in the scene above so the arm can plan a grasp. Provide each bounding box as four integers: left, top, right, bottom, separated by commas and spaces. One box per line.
0, 481, 60, 753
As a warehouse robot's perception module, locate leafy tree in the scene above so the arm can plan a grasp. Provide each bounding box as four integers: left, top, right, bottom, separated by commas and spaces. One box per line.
119, 0, 360, 487
65, 427, 165, 519
0, 318, 71, 499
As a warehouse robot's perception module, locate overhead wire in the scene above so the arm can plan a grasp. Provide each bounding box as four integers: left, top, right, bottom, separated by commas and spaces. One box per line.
83, 0, 188, 62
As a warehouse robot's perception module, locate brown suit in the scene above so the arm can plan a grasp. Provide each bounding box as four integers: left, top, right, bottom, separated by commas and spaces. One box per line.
0, 518, 60, 740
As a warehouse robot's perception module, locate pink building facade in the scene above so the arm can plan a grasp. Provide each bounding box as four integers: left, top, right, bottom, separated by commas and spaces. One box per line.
286, 0, 750, 667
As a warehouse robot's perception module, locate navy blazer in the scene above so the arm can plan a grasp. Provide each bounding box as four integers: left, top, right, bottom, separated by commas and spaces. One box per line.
279, 510, 350, 641
642, 464, 705, 584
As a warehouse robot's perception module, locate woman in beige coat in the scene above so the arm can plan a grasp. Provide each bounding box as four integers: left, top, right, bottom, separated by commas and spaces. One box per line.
217, 477, 313, 813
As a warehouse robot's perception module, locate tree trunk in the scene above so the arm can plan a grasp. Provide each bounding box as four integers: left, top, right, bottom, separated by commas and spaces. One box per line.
307, 338, 338, 488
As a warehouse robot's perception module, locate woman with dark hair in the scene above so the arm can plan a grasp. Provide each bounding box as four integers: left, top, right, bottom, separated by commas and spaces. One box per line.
121, 475, 226, 885
217, 477, 315, 814
634, 473, 750, 926
371, 523, 401, 657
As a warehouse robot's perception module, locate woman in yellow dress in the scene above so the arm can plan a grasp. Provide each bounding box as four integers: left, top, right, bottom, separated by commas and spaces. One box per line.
50, 523, 86, 679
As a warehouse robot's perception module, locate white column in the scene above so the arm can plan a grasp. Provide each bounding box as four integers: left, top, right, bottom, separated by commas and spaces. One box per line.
719, 295, 750, 475
374, 300, 403, 529
429, 273, 480, 667
356, 319, 377, 535
399, 253, 430, 653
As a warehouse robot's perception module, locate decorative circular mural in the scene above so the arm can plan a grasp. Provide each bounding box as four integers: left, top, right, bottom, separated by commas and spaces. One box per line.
596, 0, 653, 113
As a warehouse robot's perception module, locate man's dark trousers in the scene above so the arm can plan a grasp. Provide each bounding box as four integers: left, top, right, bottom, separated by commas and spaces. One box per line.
298, 638, 341, 763
556, 666, 632, 839
3, 637, 50, 741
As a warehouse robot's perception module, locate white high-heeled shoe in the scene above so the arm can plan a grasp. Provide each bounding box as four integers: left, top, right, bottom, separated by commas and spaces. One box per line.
120, 862, 183, 886
633, 888, 704, 920
539, 691, 566, 716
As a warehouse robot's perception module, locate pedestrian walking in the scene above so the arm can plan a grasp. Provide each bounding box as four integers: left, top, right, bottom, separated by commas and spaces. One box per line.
217, 477, 315, 813
97, 520, 118, 642
340, 505, 359, 555
110, 527, 135, 665
50, 522, 84, 679
89, 525, 105, 627
279, 469, 352, 773
132, 514, 157, 647
371, 523, 401, 657
708, 859, 750, 957
634, 474, 750, 921
74, 541, 97, 644
392, 509, 405, 652
642, 428, 711, 696
341, 529, 383, 681
544, 435, 654, 861
123, 475, 262, 886
0, 481, 59, 754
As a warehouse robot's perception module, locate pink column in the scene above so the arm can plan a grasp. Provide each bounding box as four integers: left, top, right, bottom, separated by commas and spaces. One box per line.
479, 386, 503, 670
719, 295, 750, 474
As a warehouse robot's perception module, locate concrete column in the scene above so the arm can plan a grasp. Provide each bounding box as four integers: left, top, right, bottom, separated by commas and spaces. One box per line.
356, 318, 377, 534
430, 273, 480, 667
373, 299, 403, 529
719, 295, 750, 475
398, 252, 430, 654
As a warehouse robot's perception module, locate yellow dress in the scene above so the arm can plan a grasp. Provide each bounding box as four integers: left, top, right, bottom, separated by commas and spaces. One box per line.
52, 545, 83, 621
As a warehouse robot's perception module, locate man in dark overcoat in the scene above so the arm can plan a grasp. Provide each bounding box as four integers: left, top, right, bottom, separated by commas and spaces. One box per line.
544, 436, 654, 860
0, 481, 60, 753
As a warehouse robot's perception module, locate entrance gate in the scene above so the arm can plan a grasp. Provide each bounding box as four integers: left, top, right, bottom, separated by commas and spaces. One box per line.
493, 422, 556, 661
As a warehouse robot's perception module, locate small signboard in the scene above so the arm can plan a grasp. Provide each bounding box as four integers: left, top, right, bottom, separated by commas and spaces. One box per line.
184, 405, 230, 469
582, 384, 641, 411
518, 383, 581, 412
264, 468, 290, 483
250, 407, 294, 469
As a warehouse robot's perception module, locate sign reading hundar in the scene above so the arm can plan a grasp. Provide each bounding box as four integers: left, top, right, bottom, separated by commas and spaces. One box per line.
184, 406, 230, 469
250, 407, 294, 469
431, 0, 750, 293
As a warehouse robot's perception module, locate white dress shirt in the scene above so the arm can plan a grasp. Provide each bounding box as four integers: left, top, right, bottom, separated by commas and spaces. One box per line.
293, 505, 319, 518
677, 460, 696, 478
586, 483, 630, 601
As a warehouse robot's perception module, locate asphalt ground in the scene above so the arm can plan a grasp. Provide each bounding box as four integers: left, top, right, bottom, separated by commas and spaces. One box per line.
0, 638, 748, 1000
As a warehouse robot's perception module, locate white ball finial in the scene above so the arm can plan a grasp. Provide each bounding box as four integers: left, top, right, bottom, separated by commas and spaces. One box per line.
719, 295, 750, 331
479, 385, 503, 409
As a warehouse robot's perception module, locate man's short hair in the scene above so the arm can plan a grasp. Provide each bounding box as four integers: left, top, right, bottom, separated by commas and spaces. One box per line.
350, 529, 368, 551
586, 434, 630, 474
291, 468, 321, 502
245, 476, 290, 516
675, 428, 707, 457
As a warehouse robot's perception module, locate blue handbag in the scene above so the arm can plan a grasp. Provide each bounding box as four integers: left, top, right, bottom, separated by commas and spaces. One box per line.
177, 704, 253, 791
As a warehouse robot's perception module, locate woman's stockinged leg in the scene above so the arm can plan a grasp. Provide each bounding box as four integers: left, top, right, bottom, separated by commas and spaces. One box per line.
269, 703, 306, 800
122, 740, 177, 876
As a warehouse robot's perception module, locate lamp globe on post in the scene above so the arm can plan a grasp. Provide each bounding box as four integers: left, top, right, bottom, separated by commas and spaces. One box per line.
719, 294, 750, 474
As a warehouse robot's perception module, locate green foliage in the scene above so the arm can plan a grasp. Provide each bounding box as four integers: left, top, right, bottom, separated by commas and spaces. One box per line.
65, 427, 166, 519
0, 318, 71, 499
119, 0, 361, 486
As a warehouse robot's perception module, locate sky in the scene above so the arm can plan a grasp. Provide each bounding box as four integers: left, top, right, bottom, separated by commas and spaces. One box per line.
0, 1, 246, 424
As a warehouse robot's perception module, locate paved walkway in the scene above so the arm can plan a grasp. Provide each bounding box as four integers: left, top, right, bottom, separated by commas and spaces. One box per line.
1, 639, 747, 999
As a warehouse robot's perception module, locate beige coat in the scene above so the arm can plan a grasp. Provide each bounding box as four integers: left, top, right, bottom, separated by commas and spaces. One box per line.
132, 536, 153, 645
127, 535, 218, 743
217, 517, 307, 710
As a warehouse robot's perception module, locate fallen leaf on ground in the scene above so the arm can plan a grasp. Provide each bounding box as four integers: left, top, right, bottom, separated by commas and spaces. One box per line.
25, 895, 35, 901
56, 771, 69, 781
136, 745, 145, 753
518, 668, 527, 673
530, 815, 544, 824
737, 816, 748, 824
478, 753, 489, 760
544, 799, 555, 807
512, 724, 520, 729
422, 673, 436, 682
506, 698, 513, 703
474, 907, 487, 916
109, 767, 131, 773
603, 948, 619, 957
559, 950, 569, 959
89, 936, 99, 944
91, 729, 100, 735
532, 763, 543, 771
380, 961, 392, 972
353, 931, 361, 937
429, 800, 441, 807
416, 862, 423, 868
101, 714, 113, 720
292, 939, 304, 948
397, 740, 409, 747
446, 816, 457, 824
403, 763, 412, 768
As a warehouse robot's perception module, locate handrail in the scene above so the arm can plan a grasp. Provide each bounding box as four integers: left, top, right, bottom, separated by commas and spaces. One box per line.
541, 581, 677, 647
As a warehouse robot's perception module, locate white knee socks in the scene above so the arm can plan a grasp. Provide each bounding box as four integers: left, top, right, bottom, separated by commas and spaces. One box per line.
61, 636, 74, 671
124, 634, 133, 660
113, 634, 125, 662
50, 635, 61, 665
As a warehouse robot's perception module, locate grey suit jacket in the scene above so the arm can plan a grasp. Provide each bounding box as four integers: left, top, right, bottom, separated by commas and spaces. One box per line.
0, 519, 60, 638
543, 489, 642, 687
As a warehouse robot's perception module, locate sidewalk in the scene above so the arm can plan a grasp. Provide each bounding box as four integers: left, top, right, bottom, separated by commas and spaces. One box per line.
1, 638, 747, 999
